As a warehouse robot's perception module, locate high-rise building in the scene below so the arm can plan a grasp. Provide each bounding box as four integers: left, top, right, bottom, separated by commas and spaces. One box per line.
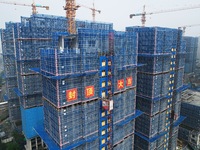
126, 27, 187, 150
1, 14, 189, 150
183, 36, 199, 73
179, 89, 200, 150
1, 24, 21, 125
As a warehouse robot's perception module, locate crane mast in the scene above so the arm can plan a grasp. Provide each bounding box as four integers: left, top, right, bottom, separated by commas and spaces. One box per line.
65, 0, 78, 34
141, 5, 146, 27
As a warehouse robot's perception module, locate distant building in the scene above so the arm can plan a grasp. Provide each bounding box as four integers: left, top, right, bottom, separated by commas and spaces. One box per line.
183, 36, 199, 73
179, 89, 200, 149
0, 33, 2, 54
1, 136, 13, 143
198, 37, 200, 58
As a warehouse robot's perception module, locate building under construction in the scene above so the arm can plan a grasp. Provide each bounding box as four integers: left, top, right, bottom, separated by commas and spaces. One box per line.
0, 13, 191, 150
1, 24, 21, 124
179, 89, 200, 150
183, 36, 198, 73
126, 27, 187, 150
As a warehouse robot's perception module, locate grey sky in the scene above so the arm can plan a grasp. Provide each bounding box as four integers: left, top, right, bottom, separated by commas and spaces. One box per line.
0, 0, 200, 36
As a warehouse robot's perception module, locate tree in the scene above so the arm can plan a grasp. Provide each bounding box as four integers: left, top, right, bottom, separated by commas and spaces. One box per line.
0, 141, 7, 150
12, 131, 25, 150
6, 142, 20, 150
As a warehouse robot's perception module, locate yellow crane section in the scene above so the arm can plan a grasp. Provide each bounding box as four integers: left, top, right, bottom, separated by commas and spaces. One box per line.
64, 0, 78, 35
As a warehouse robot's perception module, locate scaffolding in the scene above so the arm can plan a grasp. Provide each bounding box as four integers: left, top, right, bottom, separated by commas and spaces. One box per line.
36, 16, 142, 149
1, 23, 21, 122
183, 36, 198, 73
126, 27, 187, 150
1, 13, 192, 150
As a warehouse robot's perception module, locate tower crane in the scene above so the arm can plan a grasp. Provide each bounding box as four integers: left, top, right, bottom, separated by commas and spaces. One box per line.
64, 0, 78, 34
0, 1, 49, 14
130, 4, 200, 27
77, 3, 101, 22
64, 1, 101, 34
178, 24, 200, 35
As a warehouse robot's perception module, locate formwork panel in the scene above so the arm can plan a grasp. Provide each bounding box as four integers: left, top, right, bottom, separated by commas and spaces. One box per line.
5, 77, 17, 88
113, 120, 135, 145
113, 134, 134, 150
176, 53, 185, 69
17, 60, 40, 75
174, 68, 184, 90
3, 54, 15, 65
126, 27, 172, 54
43, 99, 99, 148
20, 94, 43, 109
159, 98, 168, 112
134, 134, 157, 150
82, 100, 99, 137
72, 138, 99, 150
137, 72, 162, 98
138, 55, 171, 73
113, 92, 126, 123
113, 89, 136, 123
135, 113, 159, 138
78, 28, 110, 54
113, 124, 125, 145
183, 36, 198, 73
114, 31, 138, 70
6, 87, 18, 99
134, 132, 169, 150
9, 105, 21, 121
136, 96, 168, 116
8, 98, 20, 107
156, 134, 166, 148
136, 96, 160, 116
124, 89, 136, 117
41, 49, 83, 76
137, 72, 169, 98
4, 64, 16, 78
44, 100, 83, 146
158, 110, 168, 133
83, 138, 99, 150
16, 45, 46, 61
17, 74, 42, 95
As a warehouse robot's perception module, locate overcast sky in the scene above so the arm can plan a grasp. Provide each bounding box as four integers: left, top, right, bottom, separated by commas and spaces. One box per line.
0, 0, 200, 36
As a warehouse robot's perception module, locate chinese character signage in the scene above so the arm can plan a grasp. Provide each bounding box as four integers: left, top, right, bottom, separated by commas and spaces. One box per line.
85, 86, 95, 98
126, 77, 132, 86
66, 88, 77, 102
117, 79, 124, 89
